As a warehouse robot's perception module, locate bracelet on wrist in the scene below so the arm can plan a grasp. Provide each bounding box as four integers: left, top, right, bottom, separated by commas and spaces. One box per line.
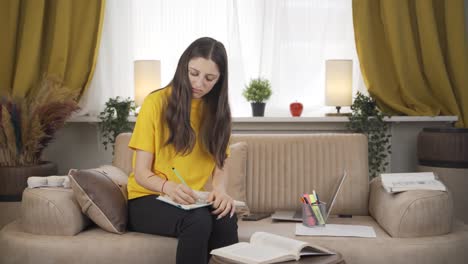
161, 179, 168, 194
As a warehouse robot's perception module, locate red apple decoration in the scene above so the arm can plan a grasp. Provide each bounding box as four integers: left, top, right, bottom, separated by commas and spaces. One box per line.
290, 101, 303, 117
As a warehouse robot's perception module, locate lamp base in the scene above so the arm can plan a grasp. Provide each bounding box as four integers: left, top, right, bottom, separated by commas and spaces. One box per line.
325, 106, 351, 116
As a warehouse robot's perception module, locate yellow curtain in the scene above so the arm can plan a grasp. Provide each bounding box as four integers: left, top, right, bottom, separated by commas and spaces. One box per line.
0, 0, 105, 99
353, 0, 468, 128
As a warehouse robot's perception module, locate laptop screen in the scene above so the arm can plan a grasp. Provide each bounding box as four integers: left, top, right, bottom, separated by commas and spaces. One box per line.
270, 170, 348, 222
324, 170, 348, 221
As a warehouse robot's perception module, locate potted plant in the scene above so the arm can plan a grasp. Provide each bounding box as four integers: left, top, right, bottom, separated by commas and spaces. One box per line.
0, 75, 80, 201
242, 77, 272, 117
346, 92, 391, 178
98, 96, 136, 153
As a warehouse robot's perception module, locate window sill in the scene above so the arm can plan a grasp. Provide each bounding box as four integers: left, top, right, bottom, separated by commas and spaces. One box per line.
68, 115, 458, 123
232, 116, 457, 123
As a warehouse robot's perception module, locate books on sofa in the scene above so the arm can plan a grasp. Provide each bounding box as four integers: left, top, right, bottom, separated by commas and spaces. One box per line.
210, 231, 335, 264
381, 172, 446, 193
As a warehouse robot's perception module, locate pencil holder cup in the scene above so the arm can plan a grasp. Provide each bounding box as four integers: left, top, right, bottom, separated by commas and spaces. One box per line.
302, 202, 327, 227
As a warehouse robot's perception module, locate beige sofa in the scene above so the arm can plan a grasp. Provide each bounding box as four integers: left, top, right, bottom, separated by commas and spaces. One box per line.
1, 133, 467, 264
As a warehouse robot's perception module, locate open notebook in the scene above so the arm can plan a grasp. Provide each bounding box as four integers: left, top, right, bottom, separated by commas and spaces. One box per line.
271, 171, 348, 223
157, 190, 246, 210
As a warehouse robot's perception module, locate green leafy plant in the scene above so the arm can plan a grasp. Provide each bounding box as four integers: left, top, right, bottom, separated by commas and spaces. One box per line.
242, 77, 272, 103
98, 96, 136, 153
346, 92, 391, 178
0, 75, 80, 166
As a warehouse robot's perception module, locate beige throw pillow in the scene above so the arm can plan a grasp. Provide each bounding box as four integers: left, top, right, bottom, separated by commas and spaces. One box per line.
205, 142, 249, 215
69, 168, 127, 234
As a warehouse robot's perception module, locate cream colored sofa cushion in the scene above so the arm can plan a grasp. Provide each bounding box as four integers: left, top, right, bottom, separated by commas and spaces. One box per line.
2, 217, 468, 264
369, 177, 453, 238
21, 188, 90, 235
204, 142, 249, 215
113, 133, 134, 175
223, 142, 248, 205
230, 134, 369, 215
115, 133, 369, 214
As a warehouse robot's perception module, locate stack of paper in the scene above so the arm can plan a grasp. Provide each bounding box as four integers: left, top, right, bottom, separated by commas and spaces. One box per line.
381, 172, 446, 193
295, 224, 376, 238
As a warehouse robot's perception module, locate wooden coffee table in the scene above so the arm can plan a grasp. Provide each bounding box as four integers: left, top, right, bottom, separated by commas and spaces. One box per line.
210, 252, 345, 264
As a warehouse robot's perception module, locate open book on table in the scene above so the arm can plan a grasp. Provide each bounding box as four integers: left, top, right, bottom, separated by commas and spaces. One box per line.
157, 191, 246, 210
210, 232, 335, 264
381, 172, 446, 193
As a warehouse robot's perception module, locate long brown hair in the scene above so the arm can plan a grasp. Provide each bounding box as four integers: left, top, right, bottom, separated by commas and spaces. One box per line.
164, 37, 232, 168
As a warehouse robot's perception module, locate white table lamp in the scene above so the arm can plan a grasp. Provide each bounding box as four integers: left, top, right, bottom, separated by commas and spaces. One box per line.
325, 59, 352, 116
134, 60, 161, 107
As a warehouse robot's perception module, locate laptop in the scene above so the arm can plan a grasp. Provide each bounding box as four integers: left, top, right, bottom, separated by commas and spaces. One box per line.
271, 170, 348, 222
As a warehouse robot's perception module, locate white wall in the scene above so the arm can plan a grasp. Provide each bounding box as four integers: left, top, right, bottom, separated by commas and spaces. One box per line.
44, 123, 114, 173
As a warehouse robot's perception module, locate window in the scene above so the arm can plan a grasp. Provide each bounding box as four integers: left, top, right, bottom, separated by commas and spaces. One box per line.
82, 0, 363, 117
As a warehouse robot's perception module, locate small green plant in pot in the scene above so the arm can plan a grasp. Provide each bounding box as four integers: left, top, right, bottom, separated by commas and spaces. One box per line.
99, 96, 136, 153
242, 77, 272, 116
346, 92, 391, 179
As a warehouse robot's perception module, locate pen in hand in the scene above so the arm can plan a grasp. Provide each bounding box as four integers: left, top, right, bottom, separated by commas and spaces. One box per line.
172, 167, 189, 186
172, 167, 203, 204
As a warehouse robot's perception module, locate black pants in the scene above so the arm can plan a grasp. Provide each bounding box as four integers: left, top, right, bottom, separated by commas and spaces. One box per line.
128, 195, 239, 264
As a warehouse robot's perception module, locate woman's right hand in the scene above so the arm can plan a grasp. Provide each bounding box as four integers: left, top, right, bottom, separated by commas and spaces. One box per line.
163, 181, 198, 205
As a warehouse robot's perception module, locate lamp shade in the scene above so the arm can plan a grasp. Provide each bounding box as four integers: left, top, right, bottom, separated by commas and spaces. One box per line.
325, 60, 352, 107
134, 60, 161, 106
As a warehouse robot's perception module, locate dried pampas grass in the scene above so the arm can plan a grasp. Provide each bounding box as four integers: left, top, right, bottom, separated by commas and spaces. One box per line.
0, 75, 80, 166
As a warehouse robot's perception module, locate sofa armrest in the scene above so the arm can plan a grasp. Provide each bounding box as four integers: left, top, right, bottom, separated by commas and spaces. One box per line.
369, 177, 453, 238
21, 188, 91, 235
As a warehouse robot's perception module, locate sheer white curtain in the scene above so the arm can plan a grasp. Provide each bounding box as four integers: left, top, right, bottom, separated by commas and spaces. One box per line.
132, 0, 229, 87
231, 0, 364, 116
76, 0, 134, 117
78, 0, 364, 117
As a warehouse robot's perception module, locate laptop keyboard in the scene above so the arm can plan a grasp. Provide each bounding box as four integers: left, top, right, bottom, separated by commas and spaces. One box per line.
293, 210, 302, 219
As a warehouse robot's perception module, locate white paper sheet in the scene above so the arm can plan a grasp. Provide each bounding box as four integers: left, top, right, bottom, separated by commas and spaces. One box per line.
380, 172, 446, 193
295, 224, 376, 238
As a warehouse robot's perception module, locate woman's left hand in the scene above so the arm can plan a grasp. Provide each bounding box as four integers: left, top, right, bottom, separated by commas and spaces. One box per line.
207, 188, 235, 219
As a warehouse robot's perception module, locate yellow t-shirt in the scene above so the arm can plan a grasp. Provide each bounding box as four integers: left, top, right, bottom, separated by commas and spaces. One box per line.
127, 87, 217, 200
